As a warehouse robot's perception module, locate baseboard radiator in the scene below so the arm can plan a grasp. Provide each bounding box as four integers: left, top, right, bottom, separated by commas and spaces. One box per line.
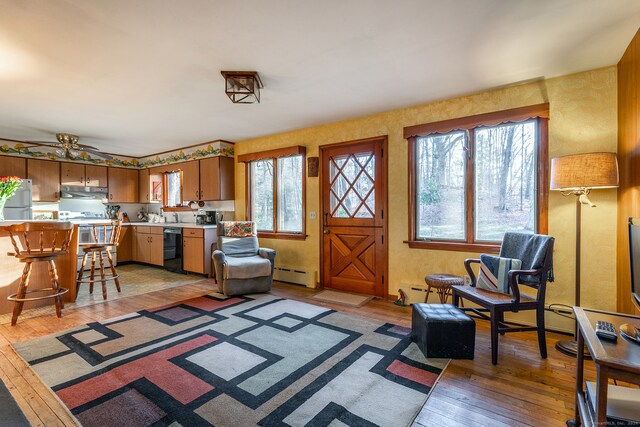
273, 266, 315, 287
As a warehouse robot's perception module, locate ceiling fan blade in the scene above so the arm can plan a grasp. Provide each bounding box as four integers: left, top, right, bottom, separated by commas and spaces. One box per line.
25, 140, 58, 145
81, 148, 113, 160
76, 143, 99, 150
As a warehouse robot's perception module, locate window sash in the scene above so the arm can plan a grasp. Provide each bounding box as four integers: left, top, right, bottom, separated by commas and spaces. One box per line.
247, 153, 305, 236
406, 105, 549, 251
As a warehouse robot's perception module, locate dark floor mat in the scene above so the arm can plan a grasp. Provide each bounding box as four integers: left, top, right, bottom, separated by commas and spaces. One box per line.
0, 379, 30, 426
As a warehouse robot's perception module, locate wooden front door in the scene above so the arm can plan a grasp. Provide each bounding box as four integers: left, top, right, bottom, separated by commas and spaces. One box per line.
321, 137, 387, 297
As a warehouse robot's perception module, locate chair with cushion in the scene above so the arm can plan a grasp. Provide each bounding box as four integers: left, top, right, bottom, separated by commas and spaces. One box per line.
212, 221, 276, 296
452, 232, 554, 365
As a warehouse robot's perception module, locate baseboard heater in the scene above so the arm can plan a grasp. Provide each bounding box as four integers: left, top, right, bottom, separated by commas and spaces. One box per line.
273, 266, 314, 287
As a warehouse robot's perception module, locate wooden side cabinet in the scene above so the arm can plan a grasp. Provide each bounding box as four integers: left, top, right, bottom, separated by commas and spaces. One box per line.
183, 228, 216, 275
572, 307, 640, 426
108, 167, 138, 203
181, 160, 200, 202
27, 159, 60, 202
200, 156, 234, 201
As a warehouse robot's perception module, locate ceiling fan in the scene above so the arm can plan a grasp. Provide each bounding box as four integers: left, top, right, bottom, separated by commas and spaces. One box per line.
27, 133, 113, 160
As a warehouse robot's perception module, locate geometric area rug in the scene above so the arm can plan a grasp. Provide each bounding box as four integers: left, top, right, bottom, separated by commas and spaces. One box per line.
12, 293, 449, 427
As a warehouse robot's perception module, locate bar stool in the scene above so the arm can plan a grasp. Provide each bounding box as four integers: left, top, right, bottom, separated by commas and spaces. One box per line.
6, 222, 73, 326
76, 220, 123, 300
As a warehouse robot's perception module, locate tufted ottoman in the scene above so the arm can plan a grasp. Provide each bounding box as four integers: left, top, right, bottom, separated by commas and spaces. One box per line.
411, 303, 475, 359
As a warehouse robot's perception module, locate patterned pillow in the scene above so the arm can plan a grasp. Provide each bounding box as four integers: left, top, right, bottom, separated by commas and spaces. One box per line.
223, 221, 256, 237
476, 254, 522, 294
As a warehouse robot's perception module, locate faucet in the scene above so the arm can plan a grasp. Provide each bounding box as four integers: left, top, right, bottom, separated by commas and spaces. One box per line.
173, 212, 179, 223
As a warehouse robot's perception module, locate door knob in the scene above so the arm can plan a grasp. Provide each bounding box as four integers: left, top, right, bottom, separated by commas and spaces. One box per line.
323, 229, 330, 234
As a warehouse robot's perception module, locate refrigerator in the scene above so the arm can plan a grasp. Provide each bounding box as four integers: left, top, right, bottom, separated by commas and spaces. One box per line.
4, 179, 33, 220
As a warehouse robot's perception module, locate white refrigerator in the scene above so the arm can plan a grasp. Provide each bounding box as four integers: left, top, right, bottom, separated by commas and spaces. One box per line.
4, 179, 33, 220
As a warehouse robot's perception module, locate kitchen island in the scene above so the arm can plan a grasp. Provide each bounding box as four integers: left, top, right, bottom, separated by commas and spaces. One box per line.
0, 222, 79, 316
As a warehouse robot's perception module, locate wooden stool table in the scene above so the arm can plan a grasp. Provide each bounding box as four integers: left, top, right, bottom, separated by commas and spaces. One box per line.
424, 274, 464, 304
76, 221, 123, 300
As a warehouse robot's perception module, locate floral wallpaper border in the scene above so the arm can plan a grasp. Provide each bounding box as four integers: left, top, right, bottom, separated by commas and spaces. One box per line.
0, 140, 234, 169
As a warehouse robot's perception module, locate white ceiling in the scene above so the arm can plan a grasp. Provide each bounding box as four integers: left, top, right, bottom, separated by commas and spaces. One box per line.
0, 0, 639, 157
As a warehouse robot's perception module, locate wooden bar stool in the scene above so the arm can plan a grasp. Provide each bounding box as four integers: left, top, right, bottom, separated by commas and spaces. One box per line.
6, 222, 73, 326
76, 221, 123, 300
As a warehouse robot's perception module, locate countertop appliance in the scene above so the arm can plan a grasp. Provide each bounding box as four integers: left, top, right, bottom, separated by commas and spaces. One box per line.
205, 210, 221, 224
4, 179, 32, 220
163, 227, 184, 273
196, 214, 206, 225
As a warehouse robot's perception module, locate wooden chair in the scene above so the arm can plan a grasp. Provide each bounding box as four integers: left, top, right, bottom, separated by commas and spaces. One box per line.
452, 232, 554, 365
5, 222, 74, 326
76, 221, 123, 300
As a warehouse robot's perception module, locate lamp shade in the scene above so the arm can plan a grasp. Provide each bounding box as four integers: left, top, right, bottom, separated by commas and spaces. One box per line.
550, 152, 619, 191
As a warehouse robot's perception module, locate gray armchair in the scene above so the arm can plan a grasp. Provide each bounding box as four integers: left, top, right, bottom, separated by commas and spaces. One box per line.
211, 221, 276, 296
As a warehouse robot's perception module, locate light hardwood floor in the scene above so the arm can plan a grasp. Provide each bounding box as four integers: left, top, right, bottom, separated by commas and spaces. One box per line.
0, 279, 596, 427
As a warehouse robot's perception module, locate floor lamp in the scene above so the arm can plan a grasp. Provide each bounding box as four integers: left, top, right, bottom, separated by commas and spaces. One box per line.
550, 152, 619, 357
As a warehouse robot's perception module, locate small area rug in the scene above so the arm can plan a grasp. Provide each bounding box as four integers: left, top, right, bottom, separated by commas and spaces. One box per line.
0, 378, 30, 426
13, 293, 448, 427
308, 289, 373, 307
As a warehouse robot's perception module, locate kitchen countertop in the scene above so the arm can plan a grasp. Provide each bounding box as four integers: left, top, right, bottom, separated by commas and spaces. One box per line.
126, 222, 218, 229
0, 219, 219, 229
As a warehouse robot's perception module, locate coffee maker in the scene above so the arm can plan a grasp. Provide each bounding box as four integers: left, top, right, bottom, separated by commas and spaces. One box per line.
205, 211, 221, 224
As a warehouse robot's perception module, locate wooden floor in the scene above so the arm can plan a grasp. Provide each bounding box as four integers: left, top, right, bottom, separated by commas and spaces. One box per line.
0, 279, 597, 426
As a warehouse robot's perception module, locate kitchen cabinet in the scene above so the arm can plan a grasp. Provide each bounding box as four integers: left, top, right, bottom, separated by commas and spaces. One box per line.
182, 228, 216, 275
132, 226, 163, 266
61, 163, 107, 187
0, 156, 26, 178
180, 160, 200, 202
27, 159, 60, 202
85, 165, 108, 187
199, 156, 234, 201
108, 167, 138, 203
117, 226, 133, 263
138, 169, 150, 203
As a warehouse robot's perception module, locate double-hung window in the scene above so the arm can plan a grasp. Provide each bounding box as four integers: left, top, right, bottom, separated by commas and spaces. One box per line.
405, 104, 549, 251
239, 146, 306, 239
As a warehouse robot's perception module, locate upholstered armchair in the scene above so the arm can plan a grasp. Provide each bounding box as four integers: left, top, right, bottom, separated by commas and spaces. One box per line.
211, 221, 276, 296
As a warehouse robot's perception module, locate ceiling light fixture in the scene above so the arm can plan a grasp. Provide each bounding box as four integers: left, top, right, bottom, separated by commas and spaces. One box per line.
221, 71, 263, 104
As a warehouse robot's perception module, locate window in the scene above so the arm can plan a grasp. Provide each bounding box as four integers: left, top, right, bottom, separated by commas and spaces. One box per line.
239, 146, 306, 239
164, 171, 183, 207
405, 104, 549, 251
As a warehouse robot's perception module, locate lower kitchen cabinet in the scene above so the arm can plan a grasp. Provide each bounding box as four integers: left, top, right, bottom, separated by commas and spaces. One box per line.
133, 226, 163, 266
182, 228, 216, 275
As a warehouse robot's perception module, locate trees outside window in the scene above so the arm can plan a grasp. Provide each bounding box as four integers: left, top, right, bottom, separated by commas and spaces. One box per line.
405, 104, 548, 251
240, 146, 306, 239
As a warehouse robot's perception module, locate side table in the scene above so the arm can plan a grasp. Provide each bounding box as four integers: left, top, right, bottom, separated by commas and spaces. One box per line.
570, 307, 640, 426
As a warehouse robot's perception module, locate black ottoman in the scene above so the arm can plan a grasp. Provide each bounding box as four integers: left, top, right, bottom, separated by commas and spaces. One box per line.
411, 303, 475, 359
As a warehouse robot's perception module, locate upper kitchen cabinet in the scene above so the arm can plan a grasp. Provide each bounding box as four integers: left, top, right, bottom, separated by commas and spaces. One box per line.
61, 163, 107, 187
27, 159, 60, 202
180, 160, 200, 202
85, 165, 108, 187
0, 156, 26, 177
138, 168, 150, 203
61, 162, 86, 186
108, 167, 138, 203
200, 156, 234, 201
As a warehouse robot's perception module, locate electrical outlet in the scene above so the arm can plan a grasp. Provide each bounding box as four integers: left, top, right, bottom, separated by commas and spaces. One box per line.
309, 211, 317, 220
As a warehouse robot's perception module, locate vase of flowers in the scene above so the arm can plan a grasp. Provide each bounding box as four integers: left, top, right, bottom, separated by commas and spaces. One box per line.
0, 176, 23, 221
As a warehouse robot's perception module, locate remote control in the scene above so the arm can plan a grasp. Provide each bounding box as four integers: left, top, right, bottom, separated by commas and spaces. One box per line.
595, 320, 618, 341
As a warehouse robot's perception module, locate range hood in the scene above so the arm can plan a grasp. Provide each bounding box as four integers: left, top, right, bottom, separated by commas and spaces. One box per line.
60, 185, 109, 201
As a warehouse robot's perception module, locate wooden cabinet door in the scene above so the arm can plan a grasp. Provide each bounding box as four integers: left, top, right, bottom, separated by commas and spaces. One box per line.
199, 157, 235, 200
138, 169, 150, 203
183, 236, 204, 273
180, 160, 200, 201
27, 159, 60, 201
134, 230, 150, 264
117, 226, 133, 263
149, 234, 164, 266
85, 165, 107, 187
0, 156, 26, 178
108, 167, 138, 203
199, 157, 219, 201
61, 162, 86, 186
